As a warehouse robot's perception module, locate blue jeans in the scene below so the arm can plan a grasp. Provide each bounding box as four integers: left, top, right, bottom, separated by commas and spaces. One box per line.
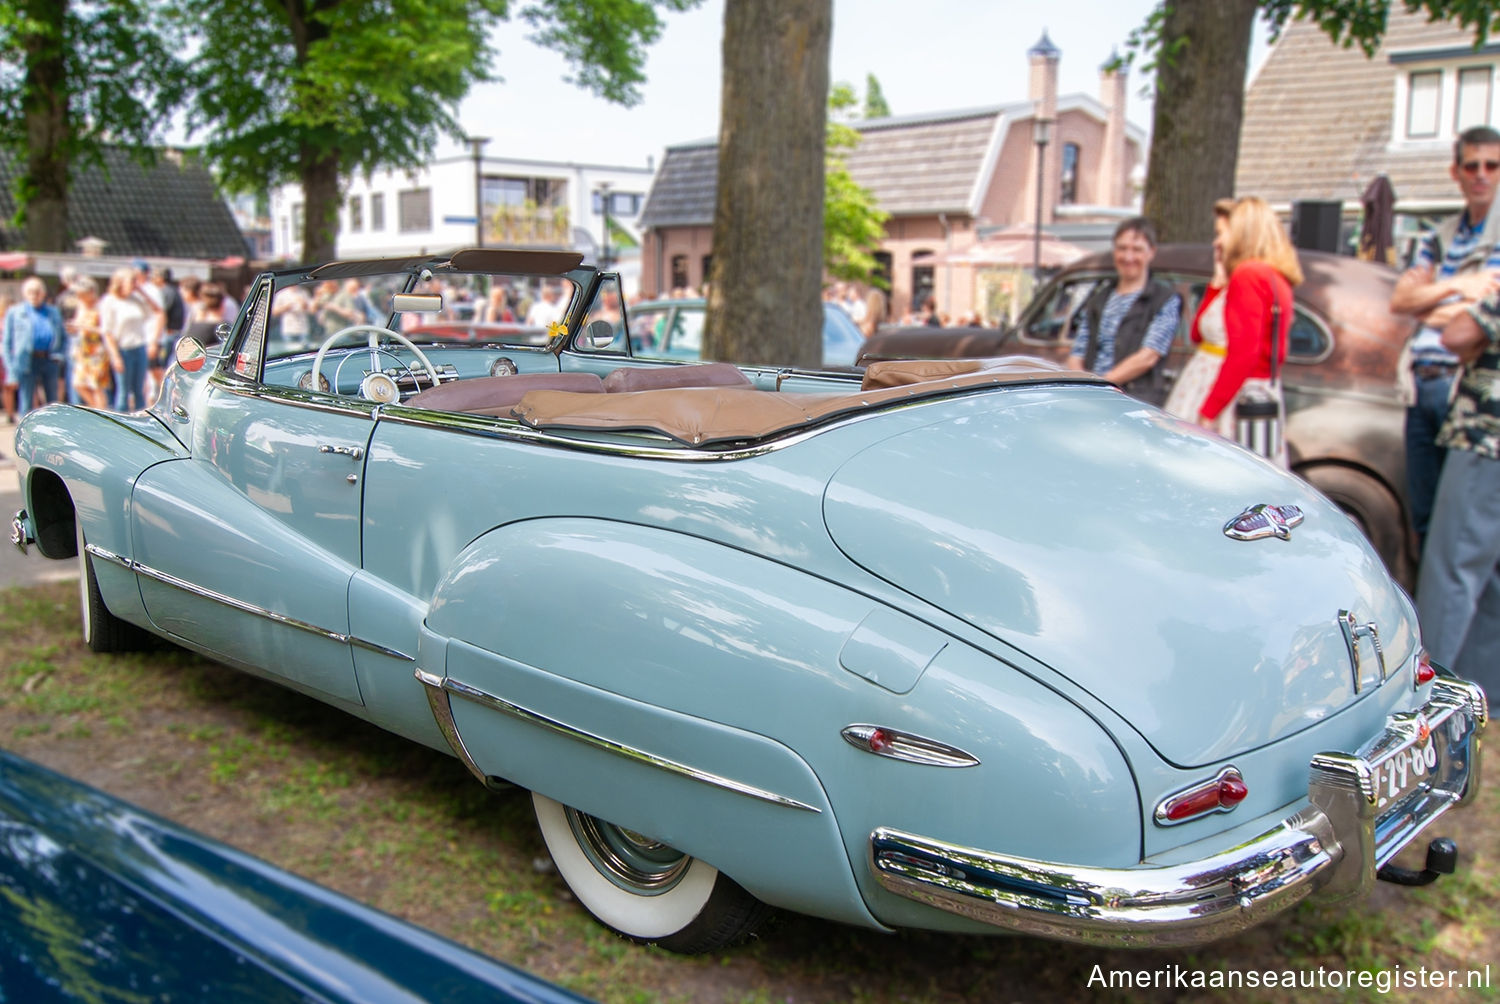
1405, 371, 1454, 545
15, 355, 61, 419
114, 345, 149, 412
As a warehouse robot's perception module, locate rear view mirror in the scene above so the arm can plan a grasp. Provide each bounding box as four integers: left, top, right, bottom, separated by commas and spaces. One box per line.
393, 292, 442, 314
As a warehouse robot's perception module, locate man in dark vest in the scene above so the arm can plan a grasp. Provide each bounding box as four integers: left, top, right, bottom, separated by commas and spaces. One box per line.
1065, 217, 1181, 405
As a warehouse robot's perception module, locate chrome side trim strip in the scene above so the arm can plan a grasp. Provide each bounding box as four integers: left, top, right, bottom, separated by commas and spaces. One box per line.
434, 672, 820, 813
375, 380, 1099, 463
415, 667, 490, 785
91, 545, 412, 661
208, 373, 380, 419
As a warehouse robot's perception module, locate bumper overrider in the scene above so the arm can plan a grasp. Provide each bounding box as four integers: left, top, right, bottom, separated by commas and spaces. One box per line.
10, 509, 30, 555
870, 677, 1487, 947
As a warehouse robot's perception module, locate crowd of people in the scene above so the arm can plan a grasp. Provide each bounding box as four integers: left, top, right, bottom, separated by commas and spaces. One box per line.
1, 260, 236, 422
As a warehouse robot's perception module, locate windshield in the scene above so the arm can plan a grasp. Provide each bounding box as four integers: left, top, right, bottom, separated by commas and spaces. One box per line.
263, 269, 579, 360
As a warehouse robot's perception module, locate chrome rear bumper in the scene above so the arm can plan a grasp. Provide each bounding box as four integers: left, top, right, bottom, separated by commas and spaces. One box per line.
870, 677, 1487, 947
10, 509, 30, 555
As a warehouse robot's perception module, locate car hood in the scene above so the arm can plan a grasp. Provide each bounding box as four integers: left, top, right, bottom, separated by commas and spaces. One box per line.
823, 388, 1415, 767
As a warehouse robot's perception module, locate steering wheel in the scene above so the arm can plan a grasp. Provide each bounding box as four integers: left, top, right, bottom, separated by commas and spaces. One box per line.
310, 325, 441, 399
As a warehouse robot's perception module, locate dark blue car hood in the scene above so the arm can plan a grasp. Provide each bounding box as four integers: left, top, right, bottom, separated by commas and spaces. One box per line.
0, 751, 592, 1003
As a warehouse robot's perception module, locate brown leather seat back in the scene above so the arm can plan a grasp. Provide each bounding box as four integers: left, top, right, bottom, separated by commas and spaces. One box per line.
603, 362, 752, 393
407, 371, 605, 414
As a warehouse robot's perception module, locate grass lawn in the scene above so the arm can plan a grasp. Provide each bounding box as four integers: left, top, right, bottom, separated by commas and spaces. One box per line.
1, 581, 1495, 1003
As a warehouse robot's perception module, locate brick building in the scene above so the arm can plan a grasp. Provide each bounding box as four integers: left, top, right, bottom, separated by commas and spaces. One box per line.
638, 33, 1145, 322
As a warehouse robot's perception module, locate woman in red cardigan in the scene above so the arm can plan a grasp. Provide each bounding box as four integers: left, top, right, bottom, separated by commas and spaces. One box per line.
1165, 198, 1235, 427
1197, 197, 1303, 463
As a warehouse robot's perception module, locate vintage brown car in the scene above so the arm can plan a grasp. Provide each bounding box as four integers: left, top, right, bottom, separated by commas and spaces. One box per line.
858, 245, 1420, 584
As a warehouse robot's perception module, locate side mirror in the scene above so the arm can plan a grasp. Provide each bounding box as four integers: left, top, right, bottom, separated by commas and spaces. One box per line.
175, 337, 208, 373
585, 318, 618, 350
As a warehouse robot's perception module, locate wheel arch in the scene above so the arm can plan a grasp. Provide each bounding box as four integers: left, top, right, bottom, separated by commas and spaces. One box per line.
1294, 459, 1415, 587
25, 467, 78, 560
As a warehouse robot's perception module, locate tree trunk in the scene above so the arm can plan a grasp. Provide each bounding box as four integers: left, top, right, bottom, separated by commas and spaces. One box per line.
1141, 0, 1257, 244
704, 0, 830, 368
300, 145, 342, 263
283, 0, 341, 263
21, 0, 71, 253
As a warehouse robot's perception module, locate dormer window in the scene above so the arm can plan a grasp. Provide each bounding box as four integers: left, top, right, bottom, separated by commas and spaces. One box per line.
1391, 49, 1500, 146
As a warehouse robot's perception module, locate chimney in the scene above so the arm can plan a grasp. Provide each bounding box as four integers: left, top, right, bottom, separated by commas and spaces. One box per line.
1098, 52, 1128, 207
1027, 31, 1061, 227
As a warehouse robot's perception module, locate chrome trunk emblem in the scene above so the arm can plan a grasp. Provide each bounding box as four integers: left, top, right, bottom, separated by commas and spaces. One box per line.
1339, 610, 1388, 693
1223, 503, 1303, 541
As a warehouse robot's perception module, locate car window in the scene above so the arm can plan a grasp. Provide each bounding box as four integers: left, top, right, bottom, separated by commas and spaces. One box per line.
627, 307, 672, 354
821, 304, 864, 366
576, 276, 627, 352
1021, 278, 1103, 343
223, 279, 272, 380
664, 307, 705, 355
1288, 309, 1331, 361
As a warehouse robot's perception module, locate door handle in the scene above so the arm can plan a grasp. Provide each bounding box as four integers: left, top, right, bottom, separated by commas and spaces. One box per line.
318, 445, 363, 461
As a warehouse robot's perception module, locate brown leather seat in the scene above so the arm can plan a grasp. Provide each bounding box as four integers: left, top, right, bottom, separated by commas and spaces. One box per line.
603, 362, 752, 393
407, 371, 605, 414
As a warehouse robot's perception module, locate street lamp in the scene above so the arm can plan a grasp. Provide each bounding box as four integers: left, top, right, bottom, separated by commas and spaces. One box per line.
466, 135, 489, 247
595, 180, 612, 269
1031, 116, 1053, 282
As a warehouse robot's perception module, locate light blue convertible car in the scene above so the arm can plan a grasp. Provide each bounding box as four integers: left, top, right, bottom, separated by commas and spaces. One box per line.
10, 249, 1488, 953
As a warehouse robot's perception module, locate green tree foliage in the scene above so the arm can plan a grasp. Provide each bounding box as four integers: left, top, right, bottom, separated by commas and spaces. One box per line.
174, 0, 696, 262
863, 72, 891, 119
825, 81, 888, 285
0, 0, 189, 250
1131, 0, 1500, 242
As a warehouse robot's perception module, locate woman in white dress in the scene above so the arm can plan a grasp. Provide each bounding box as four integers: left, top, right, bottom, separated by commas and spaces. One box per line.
1164, 199, 1235, 435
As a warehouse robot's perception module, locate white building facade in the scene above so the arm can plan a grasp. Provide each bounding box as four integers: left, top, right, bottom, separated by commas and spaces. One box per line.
269, 151, 655, 288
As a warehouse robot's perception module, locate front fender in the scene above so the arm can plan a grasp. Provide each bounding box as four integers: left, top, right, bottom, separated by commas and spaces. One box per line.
14, 406, 187, 625
419, 518, 1137, 934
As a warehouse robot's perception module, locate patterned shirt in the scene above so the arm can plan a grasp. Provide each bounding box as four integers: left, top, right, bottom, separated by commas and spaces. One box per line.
1069, 288, 1181, 373
1439, 293, 1500, 459
1410, 212, 1500, 364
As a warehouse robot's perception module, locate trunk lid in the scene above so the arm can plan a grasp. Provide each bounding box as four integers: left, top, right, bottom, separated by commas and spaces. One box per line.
823, 388, 1414, 766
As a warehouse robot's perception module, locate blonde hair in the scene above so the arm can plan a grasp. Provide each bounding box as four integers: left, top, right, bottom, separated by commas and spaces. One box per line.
1222, 197, 1303, 285
107, 267, 136, 299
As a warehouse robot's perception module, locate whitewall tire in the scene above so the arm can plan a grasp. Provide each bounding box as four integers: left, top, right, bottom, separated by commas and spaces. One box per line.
531, 792, 769, 953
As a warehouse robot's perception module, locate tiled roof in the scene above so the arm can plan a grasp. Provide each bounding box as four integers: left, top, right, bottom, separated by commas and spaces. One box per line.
1236, 11, 1486, 207
640, 102, 1088, 228
845, 107, 1015, 215
0, 146, 248, 258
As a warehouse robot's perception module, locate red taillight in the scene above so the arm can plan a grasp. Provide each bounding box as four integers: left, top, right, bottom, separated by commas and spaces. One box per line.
1157, 770, 1248, 824
1415, 650, 1436, 686
867, 728, 892, 753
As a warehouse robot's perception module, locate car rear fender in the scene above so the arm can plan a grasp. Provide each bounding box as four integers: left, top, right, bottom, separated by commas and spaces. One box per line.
418, 518, 881, 929
416, 518, 1139, 933
14, 409, 187, 624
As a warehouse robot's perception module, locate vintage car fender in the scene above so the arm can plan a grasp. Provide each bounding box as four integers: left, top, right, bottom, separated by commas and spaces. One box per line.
417, 517, 1139, 933
14, 407, 188, 626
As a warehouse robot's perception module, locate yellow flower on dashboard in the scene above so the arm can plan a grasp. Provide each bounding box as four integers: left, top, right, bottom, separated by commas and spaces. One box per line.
547, 321, 568, 340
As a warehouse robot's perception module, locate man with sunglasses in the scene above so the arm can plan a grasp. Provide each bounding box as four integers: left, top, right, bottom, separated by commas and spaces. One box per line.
1391, 125, 1500, 551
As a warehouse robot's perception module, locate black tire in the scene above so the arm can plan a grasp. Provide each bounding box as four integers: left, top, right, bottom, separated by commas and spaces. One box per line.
532, 792, 770, 953
77, 520, 152, 653
1298, 464, 1416, 588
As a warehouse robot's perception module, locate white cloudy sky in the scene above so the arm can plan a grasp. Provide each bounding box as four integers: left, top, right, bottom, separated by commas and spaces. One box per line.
442, 0, 1274, 169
